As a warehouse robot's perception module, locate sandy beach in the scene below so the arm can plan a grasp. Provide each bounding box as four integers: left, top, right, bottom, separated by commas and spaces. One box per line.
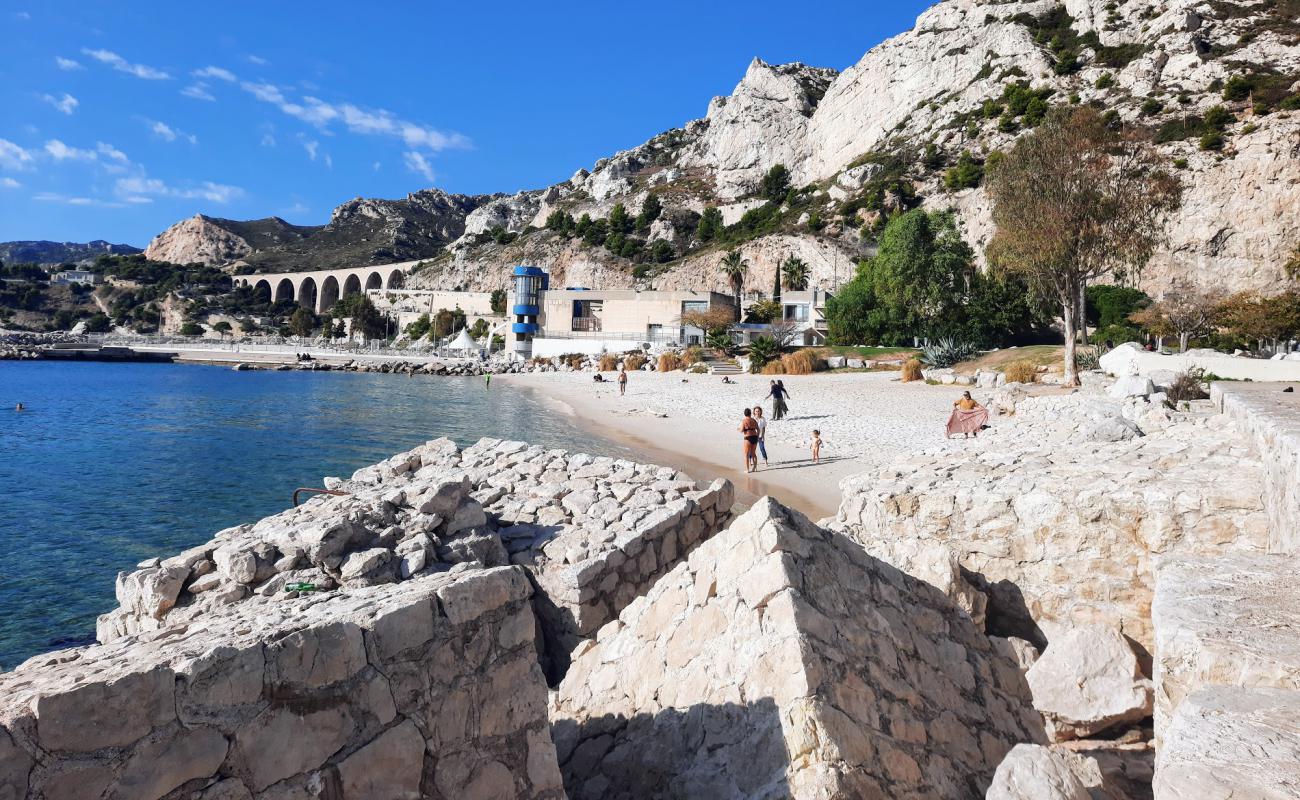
499, 370, 976, 519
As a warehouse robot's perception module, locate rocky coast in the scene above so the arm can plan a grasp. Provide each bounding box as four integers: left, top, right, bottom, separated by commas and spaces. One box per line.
2, 374, 1299, 798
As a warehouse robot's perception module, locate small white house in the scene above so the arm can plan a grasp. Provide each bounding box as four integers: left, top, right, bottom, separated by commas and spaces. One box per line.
51, 269, 97, 286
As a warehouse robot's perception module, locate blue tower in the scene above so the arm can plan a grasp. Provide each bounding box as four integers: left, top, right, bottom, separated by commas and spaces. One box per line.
510, 266, 548, 359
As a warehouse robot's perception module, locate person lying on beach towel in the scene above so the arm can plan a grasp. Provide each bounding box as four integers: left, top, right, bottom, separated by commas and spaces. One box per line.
946, 391, 989, 439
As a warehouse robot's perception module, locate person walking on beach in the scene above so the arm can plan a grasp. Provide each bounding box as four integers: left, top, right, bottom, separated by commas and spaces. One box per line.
766, 380, 790, 420
618, 367, 628, 396
740, 407, 760, 473
752, 406, 769, 466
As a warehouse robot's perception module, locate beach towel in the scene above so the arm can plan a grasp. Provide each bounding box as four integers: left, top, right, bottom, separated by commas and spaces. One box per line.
946, 407, 989, 437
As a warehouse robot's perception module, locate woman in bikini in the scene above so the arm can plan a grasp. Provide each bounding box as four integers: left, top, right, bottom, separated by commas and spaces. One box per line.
739, 407, 760, 473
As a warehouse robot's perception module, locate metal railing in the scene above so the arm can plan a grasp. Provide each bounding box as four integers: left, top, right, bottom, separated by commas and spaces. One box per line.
100, 333, 490, 362
571, 317, 603, 332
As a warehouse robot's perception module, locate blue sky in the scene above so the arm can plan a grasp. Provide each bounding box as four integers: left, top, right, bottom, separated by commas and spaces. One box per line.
0, 0, 932, 247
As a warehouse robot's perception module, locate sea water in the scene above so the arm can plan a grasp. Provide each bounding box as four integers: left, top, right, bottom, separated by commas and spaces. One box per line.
0, 360, 628, 668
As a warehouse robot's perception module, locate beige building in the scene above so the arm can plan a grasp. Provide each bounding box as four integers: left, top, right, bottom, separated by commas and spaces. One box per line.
524, 288, 736, 357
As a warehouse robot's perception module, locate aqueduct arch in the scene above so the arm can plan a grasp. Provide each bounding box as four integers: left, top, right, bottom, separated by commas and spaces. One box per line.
231, 260, 420, 315
274, 278, 295, 304
297, 277, 317, 311
365, 272, 384, 292
253, 280, 272, 304
387, 270, 404, 289
343, 274, 362, 298
319, 276, 341, 312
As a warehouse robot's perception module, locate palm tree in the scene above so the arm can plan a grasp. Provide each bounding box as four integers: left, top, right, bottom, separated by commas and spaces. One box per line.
781, 256, 810, 291
719, 249, 748, 321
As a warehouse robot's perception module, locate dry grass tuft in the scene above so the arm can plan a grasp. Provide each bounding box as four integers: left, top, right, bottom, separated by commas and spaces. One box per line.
1003, 359, 1038, 384
762, 360, 787, 375
781, 348, 823, 375
658, 352, 682, 372
624, 354, 647, 371
599, 353, 619, 372
901, 358, 924, 382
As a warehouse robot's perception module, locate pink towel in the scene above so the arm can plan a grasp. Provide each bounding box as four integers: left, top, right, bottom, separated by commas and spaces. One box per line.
946, 407, 989, 437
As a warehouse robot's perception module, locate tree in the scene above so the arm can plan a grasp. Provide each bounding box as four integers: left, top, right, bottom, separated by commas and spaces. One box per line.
405, 313, 432, 340
1086, 285, 1150, 328
760, 164, 791, 202
680, 307, 734, 337
178, 321, 204, 336
781, 256, 810, 291
469, 318, 490, 339
213, 320, 233, 339
944, 151, 984, 190
747, 336, 779, 372
332, 294, 387, 340
864, 209, 976, 341
649, 240, 675, 263
289, 307, 316, 338
636, 194, 662, 232
719, 250, 748, 321
83, 312, 112, 333
696, 207, 723, 242
1216, 291, 1300, 353
985, 105, 1182, 385
608, 203, 633, 235
745, 299, 781, 323
1130, 291, 1218, 352
490, 288, 507, 315
1286, 245, 1300, 280
825, 276, 877, 345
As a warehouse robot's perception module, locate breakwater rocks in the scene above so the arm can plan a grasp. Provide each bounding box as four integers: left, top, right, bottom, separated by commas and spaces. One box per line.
98, 436, 734, 681
0, 331, 83, 360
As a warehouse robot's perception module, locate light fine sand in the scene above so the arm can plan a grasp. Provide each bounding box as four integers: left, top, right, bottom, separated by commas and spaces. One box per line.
500, 370, 977, 519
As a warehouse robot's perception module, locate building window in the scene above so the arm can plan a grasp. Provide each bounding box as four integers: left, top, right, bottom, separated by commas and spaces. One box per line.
784, 304, 809, 322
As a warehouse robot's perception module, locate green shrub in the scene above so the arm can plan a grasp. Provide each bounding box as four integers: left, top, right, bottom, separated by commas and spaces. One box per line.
944, 151, 985, 190
1095, 73, 1115, 90
178, 322, 204, 336
760, 164, 791, 202
747, 336, 780, 373
920, 338, 980, 368
1200, 130, 1225, 151
1140, 98, 1164, 117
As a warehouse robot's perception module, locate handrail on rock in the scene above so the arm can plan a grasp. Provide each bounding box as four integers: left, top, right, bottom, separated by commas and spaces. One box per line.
292, 487, 348, 507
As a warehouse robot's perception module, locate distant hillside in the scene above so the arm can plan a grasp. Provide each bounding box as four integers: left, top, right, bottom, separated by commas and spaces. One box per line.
144, 190, 496, 273
0, 240, 142, 267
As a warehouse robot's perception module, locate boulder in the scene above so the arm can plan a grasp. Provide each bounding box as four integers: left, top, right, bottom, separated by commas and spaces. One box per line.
1099, 344, 1142, 377
1109, 376, 1154, 400
986, 744, 1092, 800
1083, 416, 1143, 442
1026, 625, 1153, 742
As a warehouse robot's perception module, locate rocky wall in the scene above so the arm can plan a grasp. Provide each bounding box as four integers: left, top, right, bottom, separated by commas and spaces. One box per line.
550, 498, 1045, 799
833, 394, 1269, 650
0, 567, 564, 800
1212, 382, 1300, 553
96, 436, 732, 682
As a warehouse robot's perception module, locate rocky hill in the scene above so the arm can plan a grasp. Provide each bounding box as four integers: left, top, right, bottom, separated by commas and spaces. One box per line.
149, 0, 1300, 298
143, 190, 494, 272
0, 240, 141, 266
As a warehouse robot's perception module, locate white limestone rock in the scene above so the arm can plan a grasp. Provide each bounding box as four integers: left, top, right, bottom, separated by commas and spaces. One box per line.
986, 744, 1093, 800
1109, 376, 1155, 400
1027, 625, 1154, 742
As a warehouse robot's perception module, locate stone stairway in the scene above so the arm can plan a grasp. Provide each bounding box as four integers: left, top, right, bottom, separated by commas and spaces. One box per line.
703, 355, 743, 375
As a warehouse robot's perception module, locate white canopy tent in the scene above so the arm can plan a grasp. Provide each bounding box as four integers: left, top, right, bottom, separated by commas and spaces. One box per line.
447, 328, 478, 355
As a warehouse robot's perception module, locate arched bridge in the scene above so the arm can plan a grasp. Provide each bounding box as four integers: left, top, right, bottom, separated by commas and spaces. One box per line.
231, 259, 424, 315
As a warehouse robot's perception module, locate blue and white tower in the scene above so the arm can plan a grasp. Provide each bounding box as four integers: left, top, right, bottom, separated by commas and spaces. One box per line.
510, 265, 548, 359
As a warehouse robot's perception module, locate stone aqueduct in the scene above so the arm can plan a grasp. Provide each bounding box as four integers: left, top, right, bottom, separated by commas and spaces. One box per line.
231, 259, 422, 315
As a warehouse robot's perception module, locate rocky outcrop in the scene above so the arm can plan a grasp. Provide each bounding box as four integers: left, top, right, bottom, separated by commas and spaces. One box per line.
1154, 687, 1300, 800
833, 392, 1270, 650
986, 744, 1094, 800
550, 498, 1045, 798
144, 214, 253, 265
97, 437, 732, 683
0, 240, 141, 266
0, 567, 564, 799
679, 59, 838, 199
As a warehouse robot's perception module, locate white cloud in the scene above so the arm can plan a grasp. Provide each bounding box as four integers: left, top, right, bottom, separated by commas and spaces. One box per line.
44, 139, 97, 161
403, 151, 435, 182
372, 161, 381, 171
260, 131, 276, 147
81, 48, 170, 80
141, 119, 198, 145
193, 66, 236, 82
96, 142, 129, 163
0, 139, 35, 170
114, 175, 242, 204
324, 154, 333, 169
246, 54, 269, 66
41, 93, 79, 115
0, 177, 19, 188
239, 81, 468, 157
14, 11, 31, 20
55, 57, 82, 71
34, 192, 124, 207
181, 84, 215, 101
302, 139, 319, 161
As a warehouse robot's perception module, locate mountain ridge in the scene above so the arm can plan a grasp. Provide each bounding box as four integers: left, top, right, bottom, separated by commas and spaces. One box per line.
142, 0, 1300, 300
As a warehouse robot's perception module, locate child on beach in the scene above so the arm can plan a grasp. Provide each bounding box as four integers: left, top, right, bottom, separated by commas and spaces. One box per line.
810, 430, 822, 464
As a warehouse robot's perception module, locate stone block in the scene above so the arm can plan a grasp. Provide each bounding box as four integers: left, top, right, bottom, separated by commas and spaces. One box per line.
1026, 625, 1153, 742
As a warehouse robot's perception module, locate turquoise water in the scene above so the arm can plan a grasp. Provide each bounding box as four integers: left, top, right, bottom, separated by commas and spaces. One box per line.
0, 361, 629, 668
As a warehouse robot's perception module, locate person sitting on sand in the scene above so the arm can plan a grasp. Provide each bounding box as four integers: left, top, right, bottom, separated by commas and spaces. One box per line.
810, 429, 822, 463
946, 391, 989, 439
740, 407, 760, 473
722, 376, 735, 384
593, 373, 606, 382
753, 406, 769, 466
